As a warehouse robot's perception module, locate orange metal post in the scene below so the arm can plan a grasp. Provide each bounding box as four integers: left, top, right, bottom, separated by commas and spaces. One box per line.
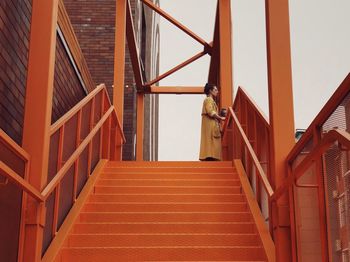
208, 6, 219, 85
113, 0, 127, 159
21, 0, 59, 261
126, 0, 143, 90
136, 93, 144, 161
265, 0, 295, 260
219, 0, 233, 109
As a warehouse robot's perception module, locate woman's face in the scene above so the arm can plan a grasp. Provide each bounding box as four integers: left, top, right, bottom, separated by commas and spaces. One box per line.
210, 86, 219, 97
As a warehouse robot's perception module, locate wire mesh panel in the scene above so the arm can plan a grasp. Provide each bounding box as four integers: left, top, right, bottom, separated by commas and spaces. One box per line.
293, 162, 322, 262
322, 91, 350, 262
0, 138, 26, 262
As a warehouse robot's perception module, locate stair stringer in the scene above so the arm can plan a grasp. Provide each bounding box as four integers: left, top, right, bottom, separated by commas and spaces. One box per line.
42, 160, 108, 262
234, 159, 276, 262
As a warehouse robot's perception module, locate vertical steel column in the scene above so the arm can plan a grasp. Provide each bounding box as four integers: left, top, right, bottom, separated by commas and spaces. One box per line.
21, 0, 59, 261
136, 93, 144, 161
265, 0, 295, 260
219, 0, 233, 109
113, 0, 127, 160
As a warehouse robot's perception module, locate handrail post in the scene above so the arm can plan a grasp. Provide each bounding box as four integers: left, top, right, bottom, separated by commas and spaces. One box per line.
265, 0, 295, 260
22, 0, 59, 261
136, 93, 144, 161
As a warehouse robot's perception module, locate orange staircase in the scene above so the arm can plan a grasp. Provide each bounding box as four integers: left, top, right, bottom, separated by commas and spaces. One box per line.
55, 161, 269, 261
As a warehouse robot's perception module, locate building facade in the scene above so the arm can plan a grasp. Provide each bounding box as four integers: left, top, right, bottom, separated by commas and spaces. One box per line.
63, 0, 160, 160
0, 1, 159, 260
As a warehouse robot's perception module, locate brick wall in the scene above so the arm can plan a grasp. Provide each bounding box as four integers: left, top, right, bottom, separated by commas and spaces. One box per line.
52, 34, 86, 123
0, 0, 32, 145
63, 0, 138, 160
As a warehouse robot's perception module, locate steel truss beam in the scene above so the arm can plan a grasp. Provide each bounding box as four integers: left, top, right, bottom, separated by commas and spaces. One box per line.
141, 0, 210, 48
150, 86, 204, 94
144, 50, 208, 88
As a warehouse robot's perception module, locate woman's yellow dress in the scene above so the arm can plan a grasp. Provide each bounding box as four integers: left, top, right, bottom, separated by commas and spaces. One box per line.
199, 97, 222, 160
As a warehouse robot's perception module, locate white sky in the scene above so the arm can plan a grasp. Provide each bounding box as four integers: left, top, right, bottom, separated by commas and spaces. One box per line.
157, 0, 350, 161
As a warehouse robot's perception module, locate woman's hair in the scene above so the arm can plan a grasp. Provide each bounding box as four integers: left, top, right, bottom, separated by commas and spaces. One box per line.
204, 83, 215, 95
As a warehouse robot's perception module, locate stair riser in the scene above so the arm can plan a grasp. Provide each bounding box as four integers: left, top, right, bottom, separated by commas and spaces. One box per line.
83, 203, 248, 212
94, 186, 242, 194
103, 167, 235, 173
73, 223, 256, 234
89, 194, 245, 202
96, 179, 241, 187
79, 212, 253, 223
67, 234, 260, 247
100, 173, 238, 179
61, 247, 265, 261
106, 161, 233, 168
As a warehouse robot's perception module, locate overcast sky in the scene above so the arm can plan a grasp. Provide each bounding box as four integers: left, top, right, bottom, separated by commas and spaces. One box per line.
157, 0, 350, 161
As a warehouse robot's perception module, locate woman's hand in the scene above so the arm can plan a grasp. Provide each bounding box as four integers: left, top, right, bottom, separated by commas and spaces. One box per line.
220, 116, 226, 122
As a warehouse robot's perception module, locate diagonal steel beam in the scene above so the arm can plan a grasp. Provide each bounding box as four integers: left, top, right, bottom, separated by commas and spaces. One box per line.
126, 0, 144, 90
150, 86, 204, 94
141, 0, 210, 49
144, 50, 208, 87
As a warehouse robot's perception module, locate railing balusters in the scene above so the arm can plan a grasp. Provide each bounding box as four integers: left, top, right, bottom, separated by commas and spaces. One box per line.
0, 84, 126, 261
52, 184, 60, 236
87, 97, 96, 177
52, 125, 65, 236
99, 92, 105, 158
73, 110, 82, 202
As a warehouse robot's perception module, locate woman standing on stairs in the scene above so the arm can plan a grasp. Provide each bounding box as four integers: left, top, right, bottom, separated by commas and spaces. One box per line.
199, 83, 225, 161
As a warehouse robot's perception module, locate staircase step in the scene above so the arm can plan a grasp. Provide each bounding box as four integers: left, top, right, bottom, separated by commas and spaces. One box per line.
103, 167, 235, 174
79, 212, 252, 223
106, 161, 233, 168
94, 186, 242, 194
89, 193, 245, 202
73, 222, 256, 234
100, 172, 238, 179
83, 202, 247, 212
96, 178, 241, 187
67, 233, 260, 247
60, 246, 266, 261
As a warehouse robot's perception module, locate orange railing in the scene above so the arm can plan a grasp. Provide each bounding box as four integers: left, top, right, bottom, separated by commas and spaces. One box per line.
0, 129, 37, 262
272, 73, 350, 261
222, 87, 274, 232
0, 84, 125, 261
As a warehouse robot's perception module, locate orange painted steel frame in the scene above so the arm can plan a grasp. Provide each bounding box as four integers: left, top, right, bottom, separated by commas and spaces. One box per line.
222, 108, 274, 198
118, 0, 234, 160
21, 1, 59, 261
1, 83, 125, 261
232, 87, 272, 232
113, 0, 127, 160
265, 0, 295, 260
273, 74, 350, 262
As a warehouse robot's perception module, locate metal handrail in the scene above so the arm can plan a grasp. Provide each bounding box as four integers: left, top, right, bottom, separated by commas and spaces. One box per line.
50, 84, 104, 135
286, 73, 350, 164
50, 84, 125, 142
272, 129, 350, 201
0, 161, 44, 202
0, 129, 30, 162
41, 106, 114, 199
223, 107, 274, 198
233, 86, 270, 130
